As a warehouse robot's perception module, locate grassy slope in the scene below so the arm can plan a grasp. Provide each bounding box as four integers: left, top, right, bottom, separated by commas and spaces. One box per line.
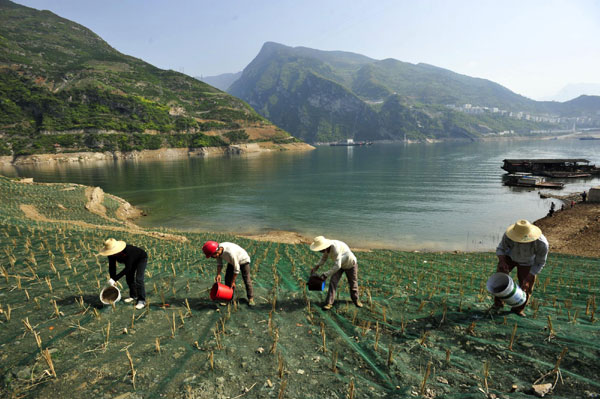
0, 0, 296, 156
1, 175, 599, 398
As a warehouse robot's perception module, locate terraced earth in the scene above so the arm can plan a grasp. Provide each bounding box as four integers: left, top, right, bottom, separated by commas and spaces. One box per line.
0, 175, 599, 399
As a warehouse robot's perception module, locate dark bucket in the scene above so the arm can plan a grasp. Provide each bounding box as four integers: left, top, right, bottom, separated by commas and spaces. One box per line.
210, 282, 234, 301
307, 275, 326, 291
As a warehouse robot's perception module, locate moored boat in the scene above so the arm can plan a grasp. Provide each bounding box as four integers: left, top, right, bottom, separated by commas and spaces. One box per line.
330, 139, 372, 146
503, 174, 564, 189
502, 158, 600, 176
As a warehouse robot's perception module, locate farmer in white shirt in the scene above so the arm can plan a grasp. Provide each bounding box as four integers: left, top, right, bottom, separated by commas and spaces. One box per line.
310, 236, 363, 310
493, 219, 549, 317
203, 241, 255, 307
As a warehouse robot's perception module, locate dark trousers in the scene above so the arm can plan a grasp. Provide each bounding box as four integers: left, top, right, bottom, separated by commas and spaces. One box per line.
493, 256, 535, 312
326, 263, 359, 306
126, 258, 147, 301
225, 262, 254, 300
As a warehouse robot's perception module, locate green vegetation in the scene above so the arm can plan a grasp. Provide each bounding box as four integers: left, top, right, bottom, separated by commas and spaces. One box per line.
0, 1, 295, 156
229, 42, 587, 143
1, 175, 599, 398
223, 130, 249, 144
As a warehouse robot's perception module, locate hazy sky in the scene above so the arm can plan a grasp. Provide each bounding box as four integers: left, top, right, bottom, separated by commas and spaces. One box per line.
13, 0, 600, 100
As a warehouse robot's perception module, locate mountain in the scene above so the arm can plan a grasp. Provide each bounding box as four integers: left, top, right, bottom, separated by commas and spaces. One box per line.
197, 71, 242, 91
546, 83, 600, 102
229, 42, 600, 143
0, 1, 298, 156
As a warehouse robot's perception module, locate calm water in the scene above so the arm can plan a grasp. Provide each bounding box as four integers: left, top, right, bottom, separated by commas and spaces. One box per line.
3, 139, 599, 251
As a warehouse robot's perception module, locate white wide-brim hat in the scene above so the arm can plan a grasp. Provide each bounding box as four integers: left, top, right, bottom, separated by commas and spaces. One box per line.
310, 236, 332, 251
505, 220, 542, 243
99, 238, 126, 256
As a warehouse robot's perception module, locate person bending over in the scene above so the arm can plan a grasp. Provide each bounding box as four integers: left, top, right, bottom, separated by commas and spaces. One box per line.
100, 238, 148, 310
493, 220, 549, 317
310, 236, 363, 310
203, 240, 255, 307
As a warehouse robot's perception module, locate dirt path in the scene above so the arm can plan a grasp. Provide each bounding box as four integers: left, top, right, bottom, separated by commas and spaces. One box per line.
84, 186, 144, 227
534, 202, 600, 257
238, 230, 311, 245
19, 204, 188, 243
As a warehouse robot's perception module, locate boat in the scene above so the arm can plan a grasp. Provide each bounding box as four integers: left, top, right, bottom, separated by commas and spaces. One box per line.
503, 174, 564, 189
579, 137, 600, 140
330, 139, 373, 146
541, 171, 591, 178
501, 158, 600, 177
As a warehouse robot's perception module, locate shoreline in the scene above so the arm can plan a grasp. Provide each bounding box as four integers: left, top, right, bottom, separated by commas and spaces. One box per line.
5, 175, 597, 256
156, 224, 490, 253
0, 142, 314, 166
4, 131, 598, 166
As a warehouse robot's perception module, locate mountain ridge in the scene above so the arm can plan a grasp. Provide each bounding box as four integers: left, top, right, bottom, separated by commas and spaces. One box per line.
229, 42, 594, 142
0, 1, 301, 156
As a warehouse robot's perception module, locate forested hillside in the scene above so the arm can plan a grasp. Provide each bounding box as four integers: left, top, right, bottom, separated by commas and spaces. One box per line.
0, 1, 297, 156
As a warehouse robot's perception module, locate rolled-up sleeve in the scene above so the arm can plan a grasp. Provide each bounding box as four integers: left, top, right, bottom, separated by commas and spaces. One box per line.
324, 252, 342, 278
316, 252, 328, 267
496, 234, 510, 256
232, 258, 241, 275
530, 236, 549, 275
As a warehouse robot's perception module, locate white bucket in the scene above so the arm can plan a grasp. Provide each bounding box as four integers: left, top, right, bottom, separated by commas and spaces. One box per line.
486, 273, 527, 308
100, 285, 121, 305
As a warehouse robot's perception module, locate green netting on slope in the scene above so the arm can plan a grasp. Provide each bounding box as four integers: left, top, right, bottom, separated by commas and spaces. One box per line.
0, 176, 599, 399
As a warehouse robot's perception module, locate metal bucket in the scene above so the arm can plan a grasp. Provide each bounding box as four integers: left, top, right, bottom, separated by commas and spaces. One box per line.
100, 285, 121, 305
307, 275, 326, 291
486, 272, 527, 308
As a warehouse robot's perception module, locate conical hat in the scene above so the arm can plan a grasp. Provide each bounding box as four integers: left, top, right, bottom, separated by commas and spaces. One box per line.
505, 220, 542, 243
99, 238, 126, 256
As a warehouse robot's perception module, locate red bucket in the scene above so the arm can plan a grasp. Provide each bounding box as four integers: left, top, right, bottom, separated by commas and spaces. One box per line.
210, 283, 234, 301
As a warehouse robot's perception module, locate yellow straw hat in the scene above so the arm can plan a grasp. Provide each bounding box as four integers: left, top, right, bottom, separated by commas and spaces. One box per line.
505, 220, 542, 243
99, 238, 126, 256
309, 236, 332, 251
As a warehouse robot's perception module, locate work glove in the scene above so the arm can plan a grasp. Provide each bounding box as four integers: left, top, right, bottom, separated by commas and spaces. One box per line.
108, 278, 116, 287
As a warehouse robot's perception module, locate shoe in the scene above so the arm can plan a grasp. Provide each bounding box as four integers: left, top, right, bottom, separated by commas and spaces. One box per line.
135, 301, 146, 310
323, 304, 333, 311
124, 297, 136, 304
248, 298, 256, 307
354, 301, 364, 308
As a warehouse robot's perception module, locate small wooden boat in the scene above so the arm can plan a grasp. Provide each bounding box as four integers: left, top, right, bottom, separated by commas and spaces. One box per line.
503, 174, 564, 189
542, 171, 592, 178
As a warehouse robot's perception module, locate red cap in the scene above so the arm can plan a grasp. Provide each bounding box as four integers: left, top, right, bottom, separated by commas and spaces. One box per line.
202, 241, 219, 258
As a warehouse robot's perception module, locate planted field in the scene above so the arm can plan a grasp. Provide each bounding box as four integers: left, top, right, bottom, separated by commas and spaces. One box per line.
0, 176, 599, 399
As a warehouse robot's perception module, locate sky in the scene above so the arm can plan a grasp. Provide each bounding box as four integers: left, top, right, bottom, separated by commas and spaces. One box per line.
13, 0, 600, 100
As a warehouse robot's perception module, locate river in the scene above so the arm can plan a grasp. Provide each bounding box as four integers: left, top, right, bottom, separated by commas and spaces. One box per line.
2, 138, 599, 251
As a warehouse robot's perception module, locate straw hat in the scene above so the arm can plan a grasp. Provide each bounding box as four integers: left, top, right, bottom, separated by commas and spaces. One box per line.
505, 220, 542, 243
310, 236, 332, 251
99, 238, 126, 256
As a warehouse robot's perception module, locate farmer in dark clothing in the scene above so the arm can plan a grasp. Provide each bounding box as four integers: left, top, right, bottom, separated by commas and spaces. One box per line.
582, 190, 588, 202
99, 238, 148, 309
548, 202, 555, 217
